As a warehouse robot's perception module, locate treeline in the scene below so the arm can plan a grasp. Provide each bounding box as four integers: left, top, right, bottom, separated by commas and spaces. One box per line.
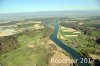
61, 22, 100, 31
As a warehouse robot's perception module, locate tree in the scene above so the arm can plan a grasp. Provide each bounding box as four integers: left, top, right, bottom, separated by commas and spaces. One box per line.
96, 36, 100, 44
94, 59, 100, 66
84, 27, 92, 35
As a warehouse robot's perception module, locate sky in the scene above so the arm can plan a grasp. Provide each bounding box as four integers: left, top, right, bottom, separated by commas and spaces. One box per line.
0, 0, 100, 13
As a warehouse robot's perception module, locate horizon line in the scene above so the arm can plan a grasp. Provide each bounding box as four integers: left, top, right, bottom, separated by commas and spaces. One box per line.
0, 10, 100, 14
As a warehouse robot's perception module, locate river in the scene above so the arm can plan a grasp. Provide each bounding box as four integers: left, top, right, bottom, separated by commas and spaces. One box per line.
50, 21, 90, 66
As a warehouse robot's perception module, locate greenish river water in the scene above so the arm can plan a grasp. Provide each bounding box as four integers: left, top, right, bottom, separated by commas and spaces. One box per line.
50, 21, 90, 66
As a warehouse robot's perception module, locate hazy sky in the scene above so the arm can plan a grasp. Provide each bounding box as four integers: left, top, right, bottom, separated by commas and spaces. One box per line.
0, 0, 100, 13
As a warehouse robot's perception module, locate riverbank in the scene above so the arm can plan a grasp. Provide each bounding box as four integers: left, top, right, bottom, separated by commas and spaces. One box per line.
50, 21, 90, 66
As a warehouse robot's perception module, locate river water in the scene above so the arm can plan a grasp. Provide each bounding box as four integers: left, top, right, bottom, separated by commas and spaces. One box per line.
50, 21, 90, 66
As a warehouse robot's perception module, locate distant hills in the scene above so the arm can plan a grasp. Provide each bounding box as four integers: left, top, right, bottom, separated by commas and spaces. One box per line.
0, 10, 100, 19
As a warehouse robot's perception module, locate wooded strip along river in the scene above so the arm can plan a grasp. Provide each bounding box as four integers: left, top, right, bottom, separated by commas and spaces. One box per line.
50, 21, 90, 66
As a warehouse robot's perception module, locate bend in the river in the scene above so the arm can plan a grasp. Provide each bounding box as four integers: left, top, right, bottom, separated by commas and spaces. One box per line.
50, 21, 90, 66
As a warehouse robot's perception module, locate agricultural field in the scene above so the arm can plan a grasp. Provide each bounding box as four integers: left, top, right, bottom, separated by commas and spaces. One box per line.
58, 19, 100, 65
58, 26, 81, 42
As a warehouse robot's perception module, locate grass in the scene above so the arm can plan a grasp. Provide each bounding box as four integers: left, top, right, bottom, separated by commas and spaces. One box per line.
17, 35, 34, 46
17, 33, 43, 47
92, 31, 100, 37
0, 34, 52, 66
0, 32, 46, 66
59, 26, 80, 40
0, 47, 49, 66
63, 32, 77, 35
0, 23, 54, 66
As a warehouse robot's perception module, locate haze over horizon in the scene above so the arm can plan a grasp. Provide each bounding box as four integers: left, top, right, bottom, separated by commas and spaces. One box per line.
0, 0, 100, 14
